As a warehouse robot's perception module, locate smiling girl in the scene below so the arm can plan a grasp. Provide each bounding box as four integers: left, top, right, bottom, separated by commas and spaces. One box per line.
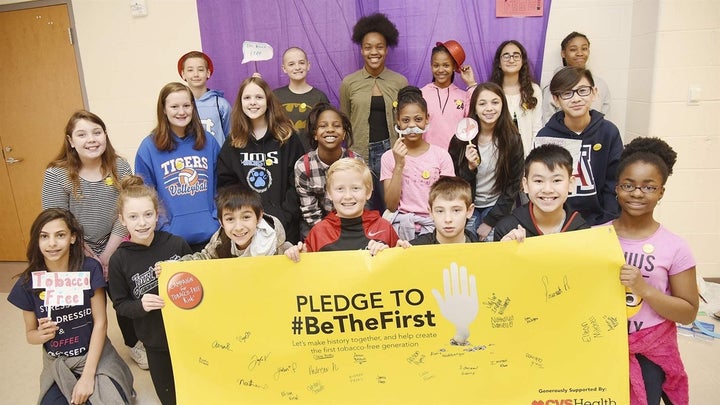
381, 86, 455, 240
542, 31, 611, 123
340, 13, 408, 212
420, 40, 476, 150
610, 137, 698, 405
448, 82, 524, 241
8, 208, 133, 404
41, 110, 145, 368
43, 110, 131, 277
135, 82, 220, 252
490, 40, 542, 156
217, 77, 305, 244
109, 175, 193, 405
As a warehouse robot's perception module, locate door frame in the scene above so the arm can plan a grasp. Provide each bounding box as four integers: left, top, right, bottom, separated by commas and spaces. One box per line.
0, 0, 87, 260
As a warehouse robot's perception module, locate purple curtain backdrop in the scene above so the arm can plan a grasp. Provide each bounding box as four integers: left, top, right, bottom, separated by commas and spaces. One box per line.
196, 0, 552, 107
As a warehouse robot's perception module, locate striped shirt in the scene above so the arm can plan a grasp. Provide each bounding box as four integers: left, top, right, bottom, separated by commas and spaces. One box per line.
41, 157, 132, 255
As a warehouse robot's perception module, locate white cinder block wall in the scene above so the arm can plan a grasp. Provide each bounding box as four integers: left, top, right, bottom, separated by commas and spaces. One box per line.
544, 0, 720, 278
2, 0, 718, 277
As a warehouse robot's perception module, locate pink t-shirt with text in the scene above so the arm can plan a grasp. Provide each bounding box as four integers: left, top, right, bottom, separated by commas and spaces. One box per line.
380, 144, 455, 216
616, 225, 695, 333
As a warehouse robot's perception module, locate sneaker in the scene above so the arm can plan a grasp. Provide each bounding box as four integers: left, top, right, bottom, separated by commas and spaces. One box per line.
129, 341, 149, 370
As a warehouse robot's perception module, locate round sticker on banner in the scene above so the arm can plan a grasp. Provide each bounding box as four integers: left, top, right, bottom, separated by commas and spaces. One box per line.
593, 143, 602, 151
167, 272, 204, 309
642, 243, 655, 254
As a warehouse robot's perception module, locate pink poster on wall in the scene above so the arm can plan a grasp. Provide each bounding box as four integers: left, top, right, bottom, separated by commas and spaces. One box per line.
496, 0, 544, 17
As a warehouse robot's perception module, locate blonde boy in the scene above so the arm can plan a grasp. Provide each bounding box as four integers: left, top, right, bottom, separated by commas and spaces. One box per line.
285, 158, 398, 261
494, 144, 588, 241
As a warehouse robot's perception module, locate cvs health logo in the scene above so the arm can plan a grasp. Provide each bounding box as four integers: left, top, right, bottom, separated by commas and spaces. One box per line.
532, 400, 572, 405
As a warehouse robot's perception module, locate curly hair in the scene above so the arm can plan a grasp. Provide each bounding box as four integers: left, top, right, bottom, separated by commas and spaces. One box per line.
351, 13, 399, 47
490, 40, 538, 110
618, 137, 677, 184
307, 103, 354, 150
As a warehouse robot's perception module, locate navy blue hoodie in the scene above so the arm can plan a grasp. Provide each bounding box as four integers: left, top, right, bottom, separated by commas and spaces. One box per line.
536, 110, 622, 225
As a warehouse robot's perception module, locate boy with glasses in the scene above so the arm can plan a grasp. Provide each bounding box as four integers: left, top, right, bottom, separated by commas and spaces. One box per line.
535, 66, 623, 226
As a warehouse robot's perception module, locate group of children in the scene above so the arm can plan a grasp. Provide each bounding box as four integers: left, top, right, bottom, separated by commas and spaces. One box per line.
7, 11, 698, 405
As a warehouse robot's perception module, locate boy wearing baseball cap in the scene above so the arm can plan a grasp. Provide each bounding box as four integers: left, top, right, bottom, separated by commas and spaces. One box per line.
178, 51, 231, 146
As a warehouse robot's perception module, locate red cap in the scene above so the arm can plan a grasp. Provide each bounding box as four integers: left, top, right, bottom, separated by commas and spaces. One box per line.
177, 51, 214, 78
436, 40, 466, 73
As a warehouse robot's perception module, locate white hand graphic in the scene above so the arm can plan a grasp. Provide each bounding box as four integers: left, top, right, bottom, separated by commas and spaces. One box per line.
432, 263, 479, 345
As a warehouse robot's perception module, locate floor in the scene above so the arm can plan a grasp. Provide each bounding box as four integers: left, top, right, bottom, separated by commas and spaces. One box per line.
1, 263, 719, 404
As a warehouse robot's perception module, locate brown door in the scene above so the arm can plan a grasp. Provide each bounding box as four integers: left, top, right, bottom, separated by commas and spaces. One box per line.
0, 3, 84, 260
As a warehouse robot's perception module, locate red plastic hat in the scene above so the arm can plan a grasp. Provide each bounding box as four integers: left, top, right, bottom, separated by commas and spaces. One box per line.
177, 51, 214, 77
436, 40, 466, 72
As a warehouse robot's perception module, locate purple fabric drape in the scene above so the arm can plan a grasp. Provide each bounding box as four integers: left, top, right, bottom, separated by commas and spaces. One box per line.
196, 0, 552, 106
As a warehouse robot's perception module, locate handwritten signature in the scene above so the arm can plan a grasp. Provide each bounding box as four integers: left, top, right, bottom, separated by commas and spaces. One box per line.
274, 362, 297, 381
248, 352, 271, 371
542, 275, 571, 302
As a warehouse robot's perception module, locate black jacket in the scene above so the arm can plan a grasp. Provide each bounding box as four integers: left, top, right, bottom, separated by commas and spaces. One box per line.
216, 131, 304, 243
108, 231, 192, 350
493, 203, 588, 241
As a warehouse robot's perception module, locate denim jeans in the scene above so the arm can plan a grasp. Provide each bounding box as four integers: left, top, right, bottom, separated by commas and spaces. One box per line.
367, 139, 391, 212
466, 205, 494, 241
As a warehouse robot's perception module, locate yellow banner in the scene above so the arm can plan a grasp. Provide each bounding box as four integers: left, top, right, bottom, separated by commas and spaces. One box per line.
160, 226, 629, 404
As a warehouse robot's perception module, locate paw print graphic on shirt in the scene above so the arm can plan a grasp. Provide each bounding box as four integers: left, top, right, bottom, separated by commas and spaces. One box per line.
246, 166, 271, 193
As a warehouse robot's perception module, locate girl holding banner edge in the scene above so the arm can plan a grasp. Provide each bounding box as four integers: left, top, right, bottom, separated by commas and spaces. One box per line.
610, 138, 698, 404
7, 208, 133, 405
109, 175, 193, 405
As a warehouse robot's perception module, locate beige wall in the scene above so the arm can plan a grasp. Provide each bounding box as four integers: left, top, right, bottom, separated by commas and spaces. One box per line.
545, 0, 720, 278
626, 0, 720, 278
3, 0, 719, 276
71, 0, 202, 160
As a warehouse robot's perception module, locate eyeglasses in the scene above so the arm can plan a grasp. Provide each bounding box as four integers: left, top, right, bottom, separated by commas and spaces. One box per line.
501, 52, 522, 62
556, 85, 593, 100
617, 184, 659, 193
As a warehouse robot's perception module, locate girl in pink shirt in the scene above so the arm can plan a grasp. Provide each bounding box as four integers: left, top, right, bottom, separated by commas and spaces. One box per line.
612, 137, 698, 405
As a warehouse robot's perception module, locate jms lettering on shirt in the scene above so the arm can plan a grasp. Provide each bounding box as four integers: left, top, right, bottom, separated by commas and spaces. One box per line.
240, 151, 278, 167
132, 266, 158, 298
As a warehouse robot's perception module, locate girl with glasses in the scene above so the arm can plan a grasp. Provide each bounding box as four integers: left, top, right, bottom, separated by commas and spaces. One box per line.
611, 137, 698, 405
535, 66, 623, 226
490, 40, 542, 157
